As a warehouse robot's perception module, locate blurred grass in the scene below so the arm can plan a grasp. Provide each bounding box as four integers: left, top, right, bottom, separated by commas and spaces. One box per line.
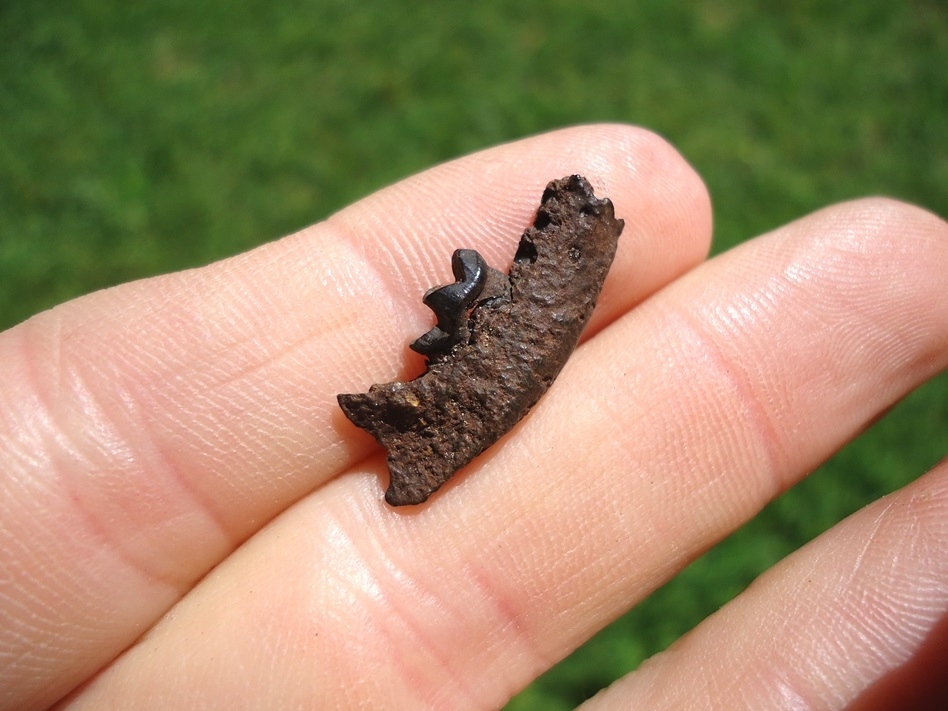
1, 0, 946, 708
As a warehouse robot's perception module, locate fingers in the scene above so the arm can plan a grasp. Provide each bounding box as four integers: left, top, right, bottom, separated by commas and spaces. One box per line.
65, 199, 948, 708
0, 125, 710, 710
580, 458, 948, 711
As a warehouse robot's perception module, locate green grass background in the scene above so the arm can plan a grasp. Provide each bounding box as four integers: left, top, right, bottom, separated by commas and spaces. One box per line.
2, 1, 946, 707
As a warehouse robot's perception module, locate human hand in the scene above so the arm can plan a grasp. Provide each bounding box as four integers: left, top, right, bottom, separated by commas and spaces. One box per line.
2, 125, 946, 710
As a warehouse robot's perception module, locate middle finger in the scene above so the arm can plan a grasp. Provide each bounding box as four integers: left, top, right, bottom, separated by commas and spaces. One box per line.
66, 198, 948, 709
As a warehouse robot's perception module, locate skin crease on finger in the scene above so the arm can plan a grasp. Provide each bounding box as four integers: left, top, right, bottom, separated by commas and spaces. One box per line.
0, 125, 712, 711
58, 201, 948, 708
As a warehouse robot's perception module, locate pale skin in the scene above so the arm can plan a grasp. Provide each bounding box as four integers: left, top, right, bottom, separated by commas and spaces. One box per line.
1, 125, 947, 711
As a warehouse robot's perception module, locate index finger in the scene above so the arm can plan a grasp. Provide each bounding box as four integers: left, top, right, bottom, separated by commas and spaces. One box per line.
0, 124, 711, 710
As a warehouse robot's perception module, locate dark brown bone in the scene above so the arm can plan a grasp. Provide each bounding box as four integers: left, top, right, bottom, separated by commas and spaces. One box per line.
337, 175, 624, 506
